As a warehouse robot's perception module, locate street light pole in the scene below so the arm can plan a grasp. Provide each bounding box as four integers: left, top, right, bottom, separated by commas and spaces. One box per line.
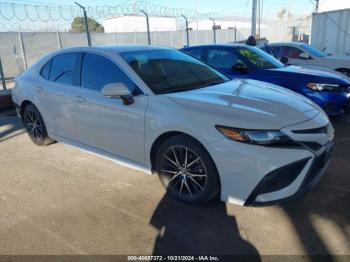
181, 14, 190, 46
209, 18, 216, 44
140, 10, 151, 45
251, 0, 257, 37
75, 2, 91, 46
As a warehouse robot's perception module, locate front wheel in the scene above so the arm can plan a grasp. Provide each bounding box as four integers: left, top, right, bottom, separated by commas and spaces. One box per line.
336, 68, 350, 77
22, 104, 54, 146
155, 135, 220, 205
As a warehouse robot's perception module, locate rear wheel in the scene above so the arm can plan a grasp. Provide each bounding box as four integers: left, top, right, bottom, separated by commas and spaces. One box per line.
156, 135, 220, 205
22, 104, 54, 146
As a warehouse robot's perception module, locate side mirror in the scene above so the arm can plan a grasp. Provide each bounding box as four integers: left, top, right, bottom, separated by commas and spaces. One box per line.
299, 53, 311, 60
101, 83, 134, 105
280, 56, 289, 64
232, 63, 248, 73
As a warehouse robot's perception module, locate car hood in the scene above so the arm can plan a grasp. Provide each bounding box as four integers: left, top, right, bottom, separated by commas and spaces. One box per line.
272, 65, 350, 83
167, 79, 323, 130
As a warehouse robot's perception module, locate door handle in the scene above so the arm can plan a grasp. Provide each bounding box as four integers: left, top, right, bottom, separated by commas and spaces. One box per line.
72, 96, 86, 103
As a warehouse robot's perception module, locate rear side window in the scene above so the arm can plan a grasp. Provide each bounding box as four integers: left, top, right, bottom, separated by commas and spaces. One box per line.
40, 60, 51, 80
271, 46, 303, 59
81, 52, 138, 93
183, 49, 202, 60
49, 52, 79, 85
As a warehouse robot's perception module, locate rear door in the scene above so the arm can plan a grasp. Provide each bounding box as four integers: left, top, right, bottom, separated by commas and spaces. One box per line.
38, 52, 81, 140
72, 51, 147, 164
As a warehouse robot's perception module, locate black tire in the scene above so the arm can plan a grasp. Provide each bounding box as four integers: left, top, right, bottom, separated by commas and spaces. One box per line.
155, 134, 220, 205
336, 68, 350, 77
22, 103, 54, 146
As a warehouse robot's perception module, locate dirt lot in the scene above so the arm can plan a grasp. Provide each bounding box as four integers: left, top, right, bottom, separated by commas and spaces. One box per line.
0, 109, 349, 257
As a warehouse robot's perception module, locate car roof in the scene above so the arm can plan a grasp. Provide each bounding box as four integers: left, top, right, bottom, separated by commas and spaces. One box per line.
52, 45, 172, 54
182, 43, 249, 49
268, 42, 306, 47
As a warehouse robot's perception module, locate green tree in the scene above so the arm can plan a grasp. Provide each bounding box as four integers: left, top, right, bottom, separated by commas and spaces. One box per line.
70, 17, 104, 33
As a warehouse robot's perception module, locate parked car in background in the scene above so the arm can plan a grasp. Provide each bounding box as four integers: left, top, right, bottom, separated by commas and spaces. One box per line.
260, 42, 350, 77
12, 45, 334, 206
181, 44, 350, 116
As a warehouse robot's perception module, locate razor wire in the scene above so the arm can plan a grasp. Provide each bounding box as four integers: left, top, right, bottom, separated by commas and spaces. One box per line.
0, 1, 219, 24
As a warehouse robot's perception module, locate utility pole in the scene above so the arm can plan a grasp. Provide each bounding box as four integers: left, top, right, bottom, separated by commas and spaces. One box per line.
251, 0, 257, 37
75, 2, 91, 46
315, 0, 319, 13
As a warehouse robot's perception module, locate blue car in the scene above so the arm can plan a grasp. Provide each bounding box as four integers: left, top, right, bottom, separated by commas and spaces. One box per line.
181, 44, 350, 116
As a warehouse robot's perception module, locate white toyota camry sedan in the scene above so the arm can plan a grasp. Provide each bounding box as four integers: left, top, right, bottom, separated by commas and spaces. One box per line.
12, 45, 334, 206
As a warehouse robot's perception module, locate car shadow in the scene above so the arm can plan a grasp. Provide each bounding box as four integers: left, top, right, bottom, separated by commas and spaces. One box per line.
0, 109, 25, 142
281, 115, 350, 259
150, 193, 261, 258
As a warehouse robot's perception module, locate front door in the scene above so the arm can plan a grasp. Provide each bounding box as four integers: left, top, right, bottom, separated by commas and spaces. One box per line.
72, 52, 147, 164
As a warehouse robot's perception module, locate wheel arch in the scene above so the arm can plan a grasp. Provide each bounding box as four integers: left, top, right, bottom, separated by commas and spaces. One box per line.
149, 131, 219, 177
19, 99, 35, 118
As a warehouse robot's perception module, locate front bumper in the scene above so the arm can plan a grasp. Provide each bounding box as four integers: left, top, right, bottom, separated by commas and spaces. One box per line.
207, 112, 334, 206
244, 142, 333, 206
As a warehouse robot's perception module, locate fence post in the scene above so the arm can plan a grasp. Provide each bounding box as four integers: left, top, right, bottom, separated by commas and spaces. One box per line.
169, 31, 173, 47
114, 32, 118, 44
0, 58, 6, 90
140, 10, 151, 45
181, 14, 190, 46
56, 31, 62, 49
18, 32, 27, 70
234, 27, 237, 42
75, 2, 91, 46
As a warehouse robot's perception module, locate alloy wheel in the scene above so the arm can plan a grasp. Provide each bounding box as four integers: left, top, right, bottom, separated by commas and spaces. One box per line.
23, 108, 44, 142
160, 145, 208, 198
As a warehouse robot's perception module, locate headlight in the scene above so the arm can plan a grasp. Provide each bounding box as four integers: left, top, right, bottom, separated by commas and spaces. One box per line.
216, 126, 296, 146
306, 83, 339, 91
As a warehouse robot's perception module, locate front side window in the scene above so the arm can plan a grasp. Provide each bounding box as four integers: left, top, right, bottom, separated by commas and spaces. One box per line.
49, 52, 79, 85
81, 52, 138, 93
121, 49, 228, 95
207, 49, 242, 69
300, 44, 326, 57
237, 47, 283, 69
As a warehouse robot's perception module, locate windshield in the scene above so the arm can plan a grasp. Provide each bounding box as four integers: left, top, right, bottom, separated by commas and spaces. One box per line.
301, 44, 326, 57
236, 46, 284, 69
121, 49, 229, 95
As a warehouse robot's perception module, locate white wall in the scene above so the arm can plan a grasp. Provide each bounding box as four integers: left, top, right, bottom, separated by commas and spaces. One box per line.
311, 9, 350, 55
318, 0, 350, 12
188, 20, 260, 30
103, 15, 177, 33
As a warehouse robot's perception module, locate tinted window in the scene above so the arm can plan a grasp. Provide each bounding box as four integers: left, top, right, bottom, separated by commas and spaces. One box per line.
41, 60, 51, 80
49, 53, 79, 85
81, 52, 137, 93
272, 46, 303, 59
237, 47, 283, 69
183, 49, 202, 60
207, 49, 241, 69
121, 49, 228, 95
